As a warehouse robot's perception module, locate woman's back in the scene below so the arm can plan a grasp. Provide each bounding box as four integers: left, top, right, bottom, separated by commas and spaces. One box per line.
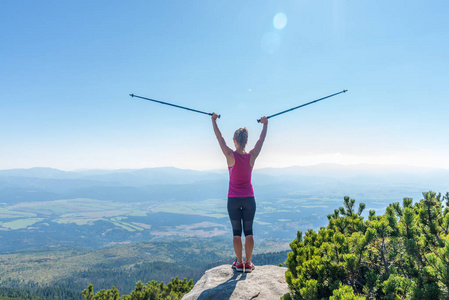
228, 152, 254, 198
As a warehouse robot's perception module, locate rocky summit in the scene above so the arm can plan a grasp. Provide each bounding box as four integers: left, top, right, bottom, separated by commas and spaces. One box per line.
182, 264, 289, 300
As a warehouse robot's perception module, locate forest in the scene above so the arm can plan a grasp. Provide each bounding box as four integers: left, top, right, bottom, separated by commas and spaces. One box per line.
0, 248, 288, 300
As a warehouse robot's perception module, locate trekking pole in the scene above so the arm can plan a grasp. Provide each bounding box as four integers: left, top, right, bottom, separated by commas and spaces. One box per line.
257, 90, 347, 122
130, 94, 220, 118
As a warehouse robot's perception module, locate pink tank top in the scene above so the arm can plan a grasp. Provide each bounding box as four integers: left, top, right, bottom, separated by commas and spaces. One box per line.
228, 152, 254, 197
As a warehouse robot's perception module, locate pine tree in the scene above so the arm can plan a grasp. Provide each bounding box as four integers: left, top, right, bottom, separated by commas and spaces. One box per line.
82, 276, 193, 300
283, 191, 449, 300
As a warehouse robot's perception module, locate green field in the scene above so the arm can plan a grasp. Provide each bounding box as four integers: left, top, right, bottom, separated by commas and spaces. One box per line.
0, 198, 154, 229
0, 207, 36, 218
152, 198, 227, 217
1, 218, 44, 229
109, 217, 144, 231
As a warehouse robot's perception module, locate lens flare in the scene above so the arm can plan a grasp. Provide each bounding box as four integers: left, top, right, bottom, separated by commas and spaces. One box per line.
273, 13, 287, 30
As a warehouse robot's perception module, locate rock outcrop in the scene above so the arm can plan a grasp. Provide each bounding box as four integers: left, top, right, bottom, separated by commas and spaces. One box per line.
182, 264, 289, 300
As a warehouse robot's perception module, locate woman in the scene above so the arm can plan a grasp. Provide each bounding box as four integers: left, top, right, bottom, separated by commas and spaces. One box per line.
211, 113, 268, 273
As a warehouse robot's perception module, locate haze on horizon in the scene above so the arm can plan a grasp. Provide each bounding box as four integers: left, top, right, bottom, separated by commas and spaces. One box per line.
1, 1, 448, 171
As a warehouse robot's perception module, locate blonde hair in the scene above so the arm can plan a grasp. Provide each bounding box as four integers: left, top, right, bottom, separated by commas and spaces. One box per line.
233, 127, 248, 150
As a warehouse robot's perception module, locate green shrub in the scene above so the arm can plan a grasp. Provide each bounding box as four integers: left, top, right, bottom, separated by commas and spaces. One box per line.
283, 192, 449, 300
82, 276, 193, 300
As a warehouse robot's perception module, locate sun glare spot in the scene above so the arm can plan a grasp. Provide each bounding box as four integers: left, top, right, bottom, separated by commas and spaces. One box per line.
273, 13, 287, 30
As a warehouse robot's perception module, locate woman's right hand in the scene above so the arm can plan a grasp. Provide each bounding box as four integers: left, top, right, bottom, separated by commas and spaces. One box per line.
212, 113, 220, 121
259, 116, 268, 124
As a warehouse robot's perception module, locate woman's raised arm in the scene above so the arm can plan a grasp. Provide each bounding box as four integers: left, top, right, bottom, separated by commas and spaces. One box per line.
212, 113, 234, 164
250, 116, 268, 165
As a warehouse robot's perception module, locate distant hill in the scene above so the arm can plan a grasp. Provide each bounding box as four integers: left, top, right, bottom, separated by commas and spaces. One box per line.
0, 167, 227, 186
1, 164, 449, 187
0, 167, 70, 178
257, 163, 449, 185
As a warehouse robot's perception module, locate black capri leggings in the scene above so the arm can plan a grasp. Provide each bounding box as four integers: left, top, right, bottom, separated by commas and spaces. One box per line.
227, 197, 256, 237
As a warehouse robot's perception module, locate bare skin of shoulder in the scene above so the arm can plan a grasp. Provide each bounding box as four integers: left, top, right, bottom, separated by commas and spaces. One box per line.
211, 113, 268, 167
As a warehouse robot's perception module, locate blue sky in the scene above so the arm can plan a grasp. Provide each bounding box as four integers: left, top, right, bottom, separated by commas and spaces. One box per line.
1, 1, 448, 170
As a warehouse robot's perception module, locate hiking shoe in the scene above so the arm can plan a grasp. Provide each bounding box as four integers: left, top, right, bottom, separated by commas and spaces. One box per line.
231, 260, 238, 269
244, 262, 255, 273
235, 262, 244, 272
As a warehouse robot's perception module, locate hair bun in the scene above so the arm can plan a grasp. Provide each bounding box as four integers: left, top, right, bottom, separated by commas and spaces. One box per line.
233, 127, 248, 149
